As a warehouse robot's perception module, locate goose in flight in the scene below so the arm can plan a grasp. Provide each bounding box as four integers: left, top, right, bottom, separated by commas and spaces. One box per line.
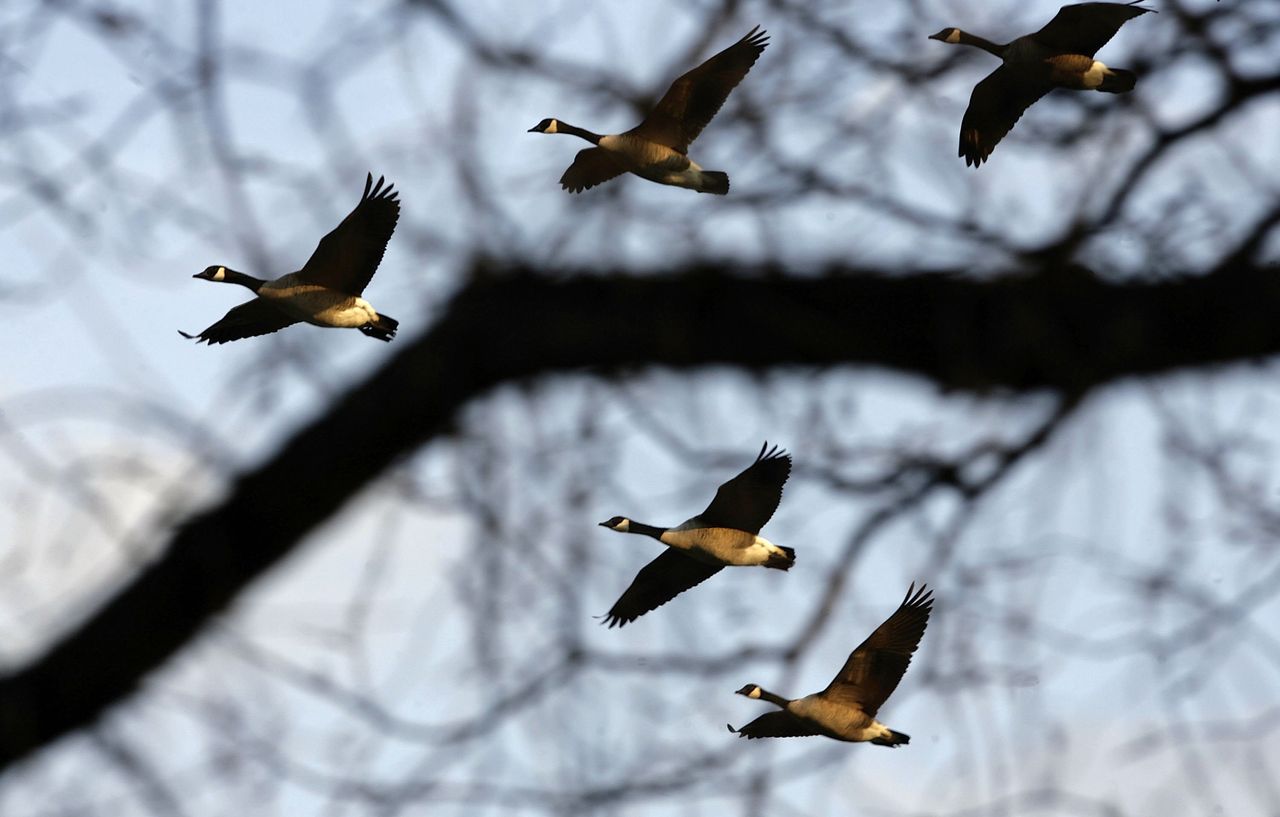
182, 173, 400, 344
929, 2, 1152, 167
730, 583, 933, 745
598, 442, 793, 627
528, 26, 769, 194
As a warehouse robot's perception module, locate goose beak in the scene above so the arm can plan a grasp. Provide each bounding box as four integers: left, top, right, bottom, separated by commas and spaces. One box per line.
526, 126, 539, 132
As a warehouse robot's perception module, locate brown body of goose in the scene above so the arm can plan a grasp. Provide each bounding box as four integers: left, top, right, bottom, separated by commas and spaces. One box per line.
598, 442, 794, 628
528, 26, 769, 194
182, 173, 400, 344
930, 2, 1152, 167
730, 583, 933, 745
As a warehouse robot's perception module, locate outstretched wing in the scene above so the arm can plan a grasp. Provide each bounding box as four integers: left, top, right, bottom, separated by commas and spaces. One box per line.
180, 299, 299, 345
560, 147, 627, 193
959, 66, 1050, 167
694, 442, 791, 533
1032, 2, 1151, 58
299, 173, 400, 295
731, 711, 822, 740
602, 549, 724, 628
823, 583, 933, 716
630, 26, 769, 151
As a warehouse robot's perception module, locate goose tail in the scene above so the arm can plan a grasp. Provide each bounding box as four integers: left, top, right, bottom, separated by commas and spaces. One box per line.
697, 170, 730, 195
765, 546, 796, 571
1098, 68, 1136, 93
360, 314, 399, 342
871, 729, 910, 747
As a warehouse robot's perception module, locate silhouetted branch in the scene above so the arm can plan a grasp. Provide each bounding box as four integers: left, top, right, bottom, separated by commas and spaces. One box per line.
3, 260, 1280, 774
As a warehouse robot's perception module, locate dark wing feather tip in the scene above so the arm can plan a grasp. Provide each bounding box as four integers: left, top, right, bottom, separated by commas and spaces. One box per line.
183, 299, 300, 345
755, 440, 790, 464
1033, 2, 1152, 57
695, 442, 791, 532
603, 550, 724, 628
822, 583, 934, 714
560, 147, 627, 193
732, 711, 823, 740
631, 25, 770, 151
297, 174, 401, 294
958, 66, 1050, 167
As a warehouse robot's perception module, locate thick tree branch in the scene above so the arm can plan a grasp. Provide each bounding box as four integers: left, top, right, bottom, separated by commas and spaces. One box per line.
2, 261, 1278, 774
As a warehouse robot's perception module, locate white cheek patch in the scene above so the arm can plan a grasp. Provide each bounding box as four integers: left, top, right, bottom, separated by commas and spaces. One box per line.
215, 266, 226, 281
947, 29, 961, 44
547, 119, 559, 134
616, 519, 630, 532
748, 687, 762, 699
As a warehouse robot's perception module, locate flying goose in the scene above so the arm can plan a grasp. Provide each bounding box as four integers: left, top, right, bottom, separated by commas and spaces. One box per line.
598, 442, 793, 627
528, 26, 769, 194
729, 583, 933, 745
181, 173, 400, 344
929, 2, 1152, 167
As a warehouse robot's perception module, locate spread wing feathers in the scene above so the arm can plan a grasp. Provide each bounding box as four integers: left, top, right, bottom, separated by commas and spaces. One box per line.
298, 173, 400, 295
823, 583, 933, 716
560, 147, 628, 193
959, 66, 1051, 167
179, 299, 300, 345
1032, 2, 1151, 57
731, 711, 823, 740
602, 549, 724, 628
695, 442, 791, 533
631, 26, 769, 151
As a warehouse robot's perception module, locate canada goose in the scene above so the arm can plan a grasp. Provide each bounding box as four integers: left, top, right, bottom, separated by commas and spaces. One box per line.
528, 26, 769, 194
598, 442, 793, 627
181, 173, 400, 344
929, 2, 1152, 167
729, 583, 933, 745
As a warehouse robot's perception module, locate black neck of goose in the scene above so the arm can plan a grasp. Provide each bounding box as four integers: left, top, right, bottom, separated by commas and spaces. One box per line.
756, 688, 791, 708
954, 31, 1006, 57
625, 521, 667, 540
557, 122, 604, 145
222, 269, 266, 292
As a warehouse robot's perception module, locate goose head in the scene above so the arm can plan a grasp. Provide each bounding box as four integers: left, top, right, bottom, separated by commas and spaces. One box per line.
928, 28, 962, 44
735, 684, 763, 699
598, 516, 631, 532
194, 265, 229, 282
527, 118, 560, 134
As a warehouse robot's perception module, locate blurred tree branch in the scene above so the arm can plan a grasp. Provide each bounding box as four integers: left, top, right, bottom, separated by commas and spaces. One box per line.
2, 255, 1279, 774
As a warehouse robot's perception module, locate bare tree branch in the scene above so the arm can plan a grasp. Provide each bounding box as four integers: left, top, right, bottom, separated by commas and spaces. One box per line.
2, 258, 1279, 774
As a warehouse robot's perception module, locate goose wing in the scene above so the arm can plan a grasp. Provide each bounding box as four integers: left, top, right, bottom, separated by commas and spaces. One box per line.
179, 299, 299, 345
1032, 2, 1151, 57
731, 711, 823, 740
602, 549, 724, 628
959, 66, 1050, 167
693, 442, 791, 533
560, 147, 627, 193
298, 173, 400, 295
630, 26, 769, 152
822, 583, 933, 716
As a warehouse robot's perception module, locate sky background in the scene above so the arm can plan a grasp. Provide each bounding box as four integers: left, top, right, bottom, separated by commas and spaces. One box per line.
1, 0, 1277, 815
